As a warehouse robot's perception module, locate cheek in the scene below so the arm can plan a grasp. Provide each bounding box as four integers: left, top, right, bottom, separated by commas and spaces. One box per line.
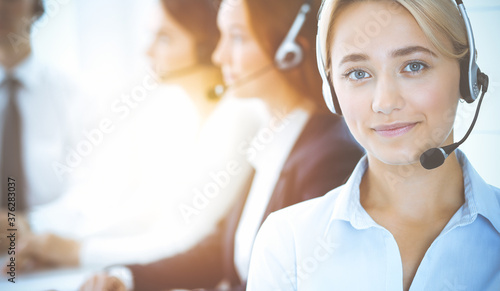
335, 85, 372, 142
163, 43, 198, 70
335, 81, 371, 120
411, 78, 460, 130
236, 43, 271, 73
418, 61, 461, 121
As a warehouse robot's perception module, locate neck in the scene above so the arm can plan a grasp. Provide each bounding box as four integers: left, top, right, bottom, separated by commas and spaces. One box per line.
0, 40, 31, 70
169, 65, 221, 125
262, 81, 316, 117
360, 151, 465, 222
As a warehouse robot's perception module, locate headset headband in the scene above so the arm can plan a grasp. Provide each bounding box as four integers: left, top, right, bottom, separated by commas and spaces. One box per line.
316, 0, 486, 114
455, 0, 481, 102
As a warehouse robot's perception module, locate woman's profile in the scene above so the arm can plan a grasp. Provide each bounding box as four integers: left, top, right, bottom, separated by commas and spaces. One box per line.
14, 0, 266, 271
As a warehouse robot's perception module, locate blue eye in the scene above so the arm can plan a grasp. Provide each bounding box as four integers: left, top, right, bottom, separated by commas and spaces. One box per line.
157, 34, 171, 44
403, 62, 427, 73
230, 34, 244, 44
347, 70, 371, 81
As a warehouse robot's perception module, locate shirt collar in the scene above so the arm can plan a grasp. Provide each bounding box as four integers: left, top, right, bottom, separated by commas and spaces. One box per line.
326, 155, 380, 232
0, 54, 37, 91
326, 150, 500, 235
457, 150, 500, 234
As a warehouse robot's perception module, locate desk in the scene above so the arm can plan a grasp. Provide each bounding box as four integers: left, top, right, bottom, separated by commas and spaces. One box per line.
0, 267, 101, 291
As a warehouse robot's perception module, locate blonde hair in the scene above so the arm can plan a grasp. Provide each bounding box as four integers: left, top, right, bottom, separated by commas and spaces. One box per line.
318, 0, 469, 74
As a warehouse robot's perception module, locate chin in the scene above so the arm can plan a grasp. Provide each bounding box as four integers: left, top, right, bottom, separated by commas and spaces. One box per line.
370, 147, 423, 166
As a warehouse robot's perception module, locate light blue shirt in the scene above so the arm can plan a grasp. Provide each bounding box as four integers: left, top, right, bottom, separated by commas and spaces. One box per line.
247, 150, 500, 291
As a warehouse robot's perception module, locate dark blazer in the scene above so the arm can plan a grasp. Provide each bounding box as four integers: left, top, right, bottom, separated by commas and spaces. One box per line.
127, 113, 364, 291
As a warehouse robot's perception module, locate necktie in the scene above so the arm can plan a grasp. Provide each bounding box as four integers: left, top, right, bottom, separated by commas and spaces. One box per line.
1, 75, 26, 212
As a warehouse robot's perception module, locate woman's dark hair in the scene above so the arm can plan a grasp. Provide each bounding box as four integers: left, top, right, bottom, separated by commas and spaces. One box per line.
160, 0, 220, 65
244, 0, 325, 110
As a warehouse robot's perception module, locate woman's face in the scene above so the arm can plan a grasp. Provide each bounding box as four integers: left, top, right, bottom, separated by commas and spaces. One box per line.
212, 0, 283, 98
329, 1, 461, 165
147, 4, 198, 81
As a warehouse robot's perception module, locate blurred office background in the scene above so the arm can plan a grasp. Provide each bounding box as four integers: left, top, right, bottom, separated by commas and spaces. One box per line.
32, 0, 499, 189
0, 0, 498, 290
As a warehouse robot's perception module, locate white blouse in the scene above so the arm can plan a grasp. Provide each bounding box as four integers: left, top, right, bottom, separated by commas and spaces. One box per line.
248, 150, 500, 291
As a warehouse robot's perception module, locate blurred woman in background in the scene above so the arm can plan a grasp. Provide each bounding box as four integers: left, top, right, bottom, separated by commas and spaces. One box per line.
79, 0, 363, 290
13, 0, 266, 270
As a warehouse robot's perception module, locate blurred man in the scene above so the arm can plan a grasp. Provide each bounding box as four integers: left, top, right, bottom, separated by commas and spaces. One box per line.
0, 0, 83, 213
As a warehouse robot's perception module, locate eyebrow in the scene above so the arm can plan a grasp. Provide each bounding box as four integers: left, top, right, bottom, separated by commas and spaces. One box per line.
339, 54, 369, 66
158, 29, 171, 35
229, 24, 246, 32
338, 46, 437, 67
390, 46, 437, 58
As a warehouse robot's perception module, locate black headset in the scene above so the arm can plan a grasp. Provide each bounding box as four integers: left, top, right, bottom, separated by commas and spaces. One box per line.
316, 0, 490, 170
316, 0, 488, 115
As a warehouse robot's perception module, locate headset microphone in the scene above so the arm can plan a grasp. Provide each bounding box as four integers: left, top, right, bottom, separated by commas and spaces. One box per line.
208, 64, 275, 98
420, 0, 489, 170
153, 63, 201, 81
420, 71, 488, 170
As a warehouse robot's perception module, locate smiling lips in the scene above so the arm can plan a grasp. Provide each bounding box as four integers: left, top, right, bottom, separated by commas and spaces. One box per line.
373, 122, 418, 138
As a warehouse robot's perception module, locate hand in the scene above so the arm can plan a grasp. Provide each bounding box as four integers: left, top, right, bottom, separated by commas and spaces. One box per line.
79, 274, 128, 291
2, 233, 80, 274
0, 210, 36, 275
0, 209, 30, 250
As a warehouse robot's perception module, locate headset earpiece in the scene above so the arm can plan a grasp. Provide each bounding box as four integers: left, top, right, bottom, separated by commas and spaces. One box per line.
315, 27, 342, 115
330, 81, 342, 115
455, 0, 484, 103
459, 53, 474, 103
275, 1, 313, 70
275, 42, 304, 71
320, 71, 341, 115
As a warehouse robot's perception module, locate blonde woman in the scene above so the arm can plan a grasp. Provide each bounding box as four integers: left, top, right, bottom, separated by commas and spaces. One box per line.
248, 0, 499, 290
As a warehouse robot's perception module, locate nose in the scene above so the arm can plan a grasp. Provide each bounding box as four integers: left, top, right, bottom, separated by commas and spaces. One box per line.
372, 75, 404, 114
212, 37, 228, 67
146, 38, 156, 60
